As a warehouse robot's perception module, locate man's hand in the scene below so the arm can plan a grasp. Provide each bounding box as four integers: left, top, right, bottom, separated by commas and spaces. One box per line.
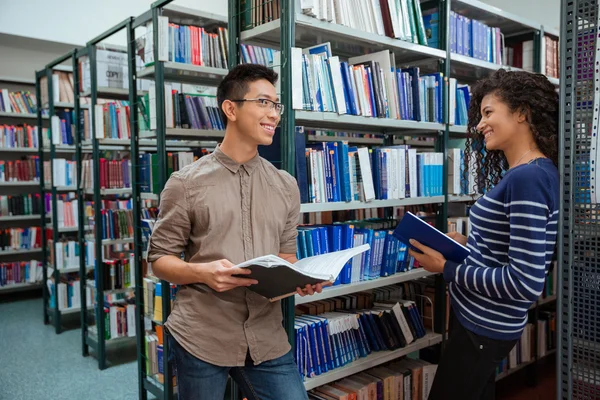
447, 231, 468, 246
295, 281, 332, 297
193, 259, 258, 293
407, 239, 446, 274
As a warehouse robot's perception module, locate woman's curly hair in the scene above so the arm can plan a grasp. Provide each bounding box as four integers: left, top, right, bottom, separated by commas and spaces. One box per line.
464, 69, 559, 191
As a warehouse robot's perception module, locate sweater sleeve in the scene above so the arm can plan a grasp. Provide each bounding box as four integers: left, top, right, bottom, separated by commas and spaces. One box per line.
443, 166, 554, 302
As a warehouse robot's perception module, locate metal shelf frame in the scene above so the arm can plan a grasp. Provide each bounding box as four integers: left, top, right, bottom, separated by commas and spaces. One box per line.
75, 17, 138, 371
37, 51, 83, 334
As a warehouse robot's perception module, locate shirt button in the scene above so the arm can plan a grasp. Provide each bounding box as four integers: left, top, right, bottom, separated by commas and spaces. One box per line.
245, 237, 251, 242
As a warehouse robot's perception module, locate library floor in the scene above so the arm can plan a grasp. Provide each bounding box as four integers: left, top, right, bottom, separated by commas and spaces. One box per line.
0, 293, 147, 400
0, 293, 556, 400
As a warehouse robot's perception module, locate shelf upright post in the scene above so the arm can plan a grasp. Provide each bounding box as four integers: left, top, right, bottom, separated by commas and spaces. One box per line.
279, 0, 297, 350
434, 0, 451, 347
88, 42, 107, 370
126, 16, 148, 400
151, 4, 174, 398
72, 49, 87, 356
46, 65, 62, 334
36, 69, 49, 325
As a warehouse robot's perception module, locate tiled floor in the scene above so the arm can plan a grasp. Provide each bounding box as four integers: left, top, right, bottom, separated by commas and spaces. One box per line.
0, 293, 146, 400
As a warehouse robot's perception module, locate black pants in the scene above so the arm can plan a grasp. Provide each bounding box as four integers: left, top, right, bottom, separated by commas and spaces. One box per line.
428, 311, 518, 400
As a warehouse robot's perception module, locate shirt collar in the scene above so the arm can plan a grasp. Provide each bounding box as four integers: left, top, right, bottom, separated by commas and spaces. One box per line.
213, 144, 261, 175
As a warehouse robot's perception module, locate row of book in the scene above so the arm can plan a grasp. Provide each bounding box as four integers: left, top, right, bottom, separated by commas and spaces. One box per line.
100, 300, 137, 340
0, 261, 42, 287
504, 41, 535, 73
447, 148, 480, 196
0, 194, 41, 217
450, 82, 470, 127
40, 71, 74, 106
0, 90, 38, 115
81, 157, 132, 189
300, 0, 429, 47
48, 239, 80, 271
93, 256, 136, 291
240, 44, 277, 67
145, 326, 169, 384
296, 135, 448, 205
143, 279, 177, 323
139, 150, 210, 194
288, 47, 443, 123
537, 311, 556, 359
0, 227, 42, 250
542, 36, 560, 79
0, 124, 41, 149
146, 18, 229, 69
496, 323, 534, 377
48, 277, 92, 311
448, 11, 503, 64
0, 156, 40, 182
164, 91, 224, 131
46, 159, 76, 188
308, 357, 438, 400
295, 284, 428, 381
93, 102, 131, 140
447, 216, 470, 238
296, 219, 417, 283
45, 193, 78, 228
98, 208, 133, 242
50, 109, 75, 146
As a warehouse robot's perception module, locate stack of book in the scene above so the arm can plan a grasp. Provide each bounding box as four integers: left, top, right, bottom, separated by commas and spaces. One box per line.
81, 156, 132, 189
45, 159, 76, 187
50, 109, 76, 146
93, 101, 131, 140
44, 193, 78, 228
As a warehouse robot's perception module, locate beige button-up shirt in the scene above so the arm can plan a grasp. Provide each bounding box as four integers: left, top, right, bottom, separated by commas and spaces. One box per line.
147, 145, 300, 366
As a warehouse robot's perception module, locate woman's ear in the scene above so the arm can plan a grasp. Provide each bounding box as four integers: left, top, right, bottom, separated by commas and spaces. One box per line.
222, 100, 237, 123
516, 105, 530, 124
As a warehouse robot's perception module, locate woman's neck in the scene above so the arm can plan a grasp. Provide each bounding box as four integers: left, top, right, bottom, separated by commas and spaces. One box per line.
503, 142, 543, 169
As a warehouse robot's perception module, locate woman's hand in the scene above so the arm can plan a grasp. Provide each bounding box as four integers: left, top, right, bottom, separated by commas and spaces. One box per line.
447, 231, 468, 246
407, 239, 447, 274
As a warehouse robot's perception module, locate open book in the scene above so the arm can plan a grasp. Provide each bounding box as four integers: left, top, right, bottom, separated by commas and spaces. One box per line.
234, 244, 370, 301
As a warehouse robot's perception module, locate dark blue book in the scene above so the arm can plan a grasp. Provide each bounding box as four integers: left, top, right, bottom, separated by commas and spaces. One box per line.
393, 211, 470, 264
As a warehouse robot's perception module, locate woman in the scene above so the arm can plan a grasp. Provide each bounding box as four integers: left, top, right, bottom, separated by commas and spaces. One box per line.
408, 69, 559, 400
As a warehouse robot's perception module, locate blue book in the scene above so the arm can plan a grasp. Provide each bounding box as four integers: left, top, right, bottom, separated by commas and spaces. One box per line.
393, 211, 470, 263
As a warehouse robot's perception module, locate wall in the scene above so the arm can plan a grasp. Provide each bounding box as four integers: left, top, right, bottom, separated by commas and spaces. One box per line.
480, 0, 560, 32
0, 0, 227, 47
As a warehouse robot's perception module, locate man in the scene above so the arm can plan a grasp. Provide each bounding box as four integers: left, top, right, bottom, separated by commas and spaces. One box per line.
147, 64, 322, 400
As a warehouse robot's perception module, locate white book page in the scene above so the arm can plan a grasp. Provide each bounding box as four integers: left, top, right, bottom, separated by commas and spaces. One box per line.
293, 243, 370, 278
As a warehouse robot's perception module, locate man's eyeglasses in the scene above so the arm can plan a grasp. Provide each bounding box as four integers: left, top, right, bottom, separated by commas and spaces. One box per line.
231, 98, 285, 115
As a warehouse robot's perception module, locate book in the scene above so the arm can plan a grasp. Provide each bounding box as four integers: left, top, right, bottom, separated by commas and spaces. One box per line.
228, 244, 370, 301
392, 211, 470, 263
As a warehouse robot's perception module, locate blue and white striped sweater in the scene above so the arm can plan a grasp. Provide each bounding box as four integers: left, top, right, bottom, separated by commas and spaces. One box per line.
443, 158, 559, 340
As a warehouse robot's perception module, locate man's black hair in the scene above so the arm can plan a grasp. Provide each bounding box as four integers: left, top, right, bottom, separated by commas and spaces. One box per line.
217, 64, 278, 127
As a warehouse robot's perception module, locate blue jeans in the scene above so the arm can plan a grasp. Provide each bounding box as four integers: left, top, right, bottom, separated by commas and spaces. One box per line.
169, 333, 308, 400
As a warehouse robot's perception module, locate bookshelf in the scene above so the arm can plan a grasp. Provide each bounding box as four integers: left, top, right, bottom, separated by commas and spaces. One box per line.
36, 56, 87, 334
76, 19, 138, 370
131, 4, 229, 398
0, 77, 45, 295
